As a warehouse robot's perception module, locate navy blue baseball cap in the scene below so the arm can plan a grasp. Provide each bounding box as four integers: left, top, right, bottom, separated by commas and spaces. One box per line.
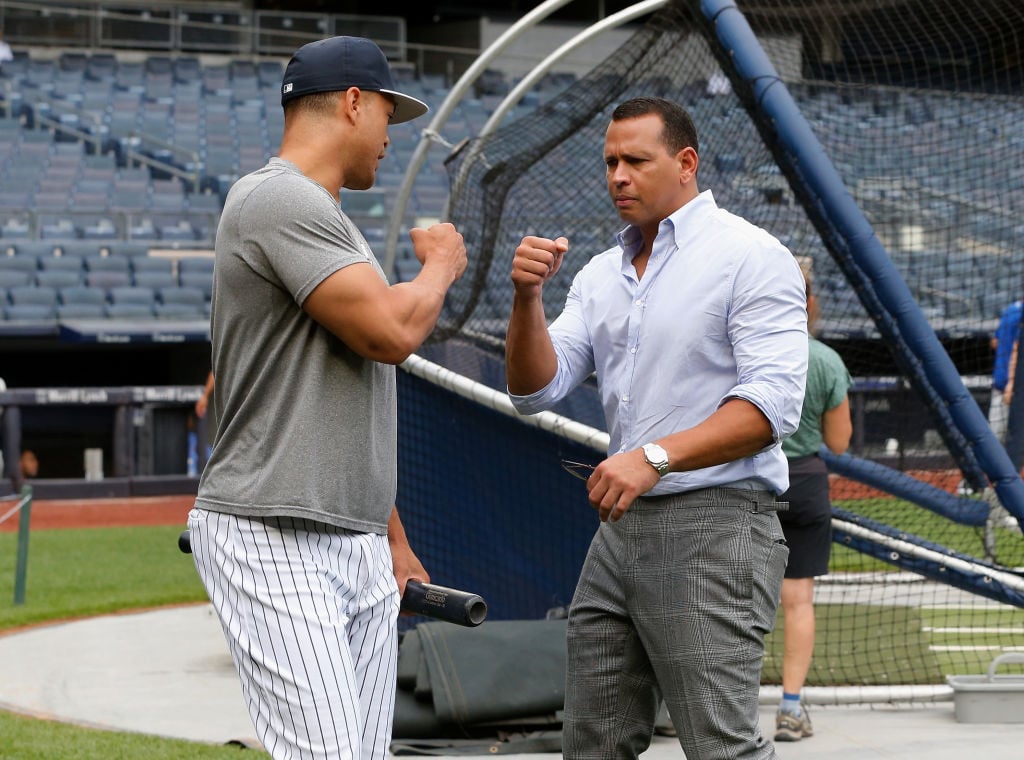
281, 36, 428, 124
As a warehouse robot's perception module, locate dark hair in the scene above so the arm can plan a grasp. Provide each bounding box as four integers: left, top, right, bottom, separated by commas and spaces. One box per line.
611, 97, 699, 156
283, 90, 342, 119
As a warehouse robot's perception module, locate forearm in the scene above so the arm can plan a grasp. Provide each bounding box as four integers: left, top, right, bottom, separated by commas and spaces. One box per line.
659, 398, 774, 474
388, 506, 428, 593
381, 282, 448, 353
821, 399, 853, 455
506, 293, 558, 395
387, 505, 412, 550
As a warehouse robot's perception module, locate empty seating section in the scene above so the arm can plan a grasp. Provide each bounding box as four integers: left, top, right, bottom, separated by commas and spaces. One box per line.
0, 50, 1019, 333
1, 247, 214, 322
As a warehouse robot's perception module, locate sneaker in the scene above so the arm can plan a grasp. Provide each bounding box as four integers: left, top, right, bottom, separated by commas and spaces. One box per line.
774, 708, 813, 742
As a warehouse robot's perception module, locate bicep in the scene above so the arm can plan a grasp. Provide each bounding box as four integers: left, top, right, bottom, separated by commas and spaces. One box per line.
302, 262, 396, 356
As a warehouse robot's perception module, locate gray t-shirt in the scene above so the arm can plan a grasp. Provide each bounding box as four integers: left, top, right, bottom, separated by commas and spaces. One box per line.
195, 158, 397, 534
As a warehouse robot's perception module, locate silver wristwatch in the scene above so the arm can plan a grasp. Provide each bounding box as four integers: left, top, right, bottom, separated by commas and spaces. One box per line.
641, 443, 670, 477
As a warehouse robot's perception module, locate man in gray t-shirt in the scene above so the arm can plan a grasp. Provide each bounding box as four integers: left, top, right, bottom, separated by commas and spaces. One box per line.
188, 36, 466, 760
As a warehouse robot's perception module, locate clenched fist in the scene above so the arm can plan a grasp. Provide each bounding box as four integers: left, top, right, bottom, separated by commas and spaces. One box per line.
410, 223, 468, 284
510, 235, 569, 298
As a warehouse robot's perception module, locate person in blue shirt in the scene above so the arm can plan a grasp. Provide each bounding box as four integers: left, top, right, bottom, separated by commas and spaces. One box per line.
990, 300, 1023, 442
506, 97, 807, 760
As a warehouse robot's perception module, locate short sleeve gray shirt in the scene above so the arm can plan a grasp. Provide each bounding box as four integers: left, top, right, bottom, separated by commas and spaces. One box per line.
195, 158, 396, 534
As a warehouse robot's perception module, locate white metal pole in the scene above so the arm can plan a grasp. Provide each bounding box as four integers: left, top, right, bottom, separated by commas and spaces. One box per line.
382, 0, 579, 278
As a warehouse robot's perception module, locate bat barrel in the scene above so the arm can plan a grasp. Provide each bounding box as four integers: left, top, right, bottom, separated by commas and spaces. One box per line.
401, 580, 488, 626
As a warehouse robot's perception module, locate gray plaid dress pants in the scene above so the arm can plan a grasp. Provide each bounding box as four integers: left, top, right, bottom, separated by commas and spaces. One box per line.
563, 487, 788, 760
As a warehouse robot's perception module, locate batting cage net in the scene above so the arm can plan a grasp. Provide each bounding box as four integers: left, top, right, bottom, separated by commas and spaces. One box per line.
396, 0, 1024, 697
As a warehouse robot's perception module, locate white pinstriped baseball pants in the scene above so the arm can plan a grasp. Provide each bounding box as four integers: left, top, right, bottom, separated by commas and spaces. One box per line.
188, 508, 400, 760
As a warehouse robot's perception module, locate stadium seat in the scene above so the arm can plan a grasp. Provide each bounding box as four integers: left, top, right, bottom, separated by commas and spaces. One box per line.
84, 254, 130, 273
57, 241, 104, 258
9, 285, 58, 308
257, 60, 283, 87
39, 217, 78, 238
340, 189, 387, 218
158, 220, 197, 241
186, 192, 222, 213
36, 269, 82, 289
133, 271, 177, 290
105, 302, 155, 320
0, 270, 32, 289
131, 256, 174, 274
110, 188, 146, 211
158, 285, 205, 308
85, 53, 118, 81
177, 271, 212, 301
60, 285, 107, 307
150, 179, 187, 211
154, 301, 205, 320
128, 220, 160, 241
59, 282, 105, 303
177, 256, 215, 275
109, 285, 155, 306
0, 217, 31, 239
86, 270, 131, 290
0, 255, 38, 273
173, 57, 201, 83
58, 302, 106, 320
38, 254, 84, 272
4, 303, 57, 321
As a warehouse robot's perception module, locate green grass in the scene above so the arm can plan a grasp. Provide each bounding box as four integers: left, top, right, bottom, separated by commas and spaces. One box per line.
0, 525, 207, 631
0, 525, 268, 759
763, 604, 946, 685
0, 710, 265, 759
830, 496, 1024, 572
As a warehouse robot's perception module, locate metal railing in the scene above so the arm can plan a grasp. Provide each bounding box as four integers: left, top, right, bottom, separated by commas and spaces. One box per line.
0, 1, 407, 60
122, 130, 201, 192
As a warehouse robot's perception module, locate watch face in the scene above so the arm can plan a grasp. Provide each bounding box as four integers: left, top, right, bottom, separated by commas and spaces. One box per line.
643, 443, 669, 474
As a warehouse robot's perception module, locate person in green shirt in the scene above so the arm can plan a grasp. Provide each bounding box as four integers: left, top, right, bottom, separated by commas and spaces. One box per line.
774, 259, 853, 742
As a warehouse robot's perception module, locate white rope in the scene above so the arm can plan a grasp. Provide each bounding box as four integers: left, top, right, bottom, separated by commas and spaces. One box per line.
0, 493, 30, 527
418, 128, 459, 152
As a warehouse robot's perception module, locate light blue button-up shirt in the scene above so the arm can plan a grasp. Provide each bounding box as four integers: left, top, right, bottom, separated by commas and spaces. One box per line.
510, 190, 808, 495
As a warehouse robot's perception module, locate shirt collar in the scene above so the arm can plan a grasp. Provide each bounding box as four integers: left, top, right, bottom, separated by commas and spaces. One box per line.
615, 189, 718, 257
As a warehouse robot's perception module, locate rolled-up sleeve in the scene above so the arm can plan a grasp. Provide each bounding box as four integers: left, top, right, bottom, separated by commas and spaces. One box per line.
721, 245, 808, 442
509, 273, 597, 416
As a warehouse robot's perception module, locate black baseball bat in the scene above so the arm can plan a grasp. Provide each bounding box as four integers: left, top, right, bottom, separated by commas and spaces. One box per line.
178, 529, 487, 626
401, 580, 488, 627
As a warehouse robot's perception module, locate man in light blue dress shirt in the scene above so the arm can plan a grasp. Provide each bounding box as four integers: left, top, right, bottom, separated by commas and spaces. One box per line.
506, 97, 808, 760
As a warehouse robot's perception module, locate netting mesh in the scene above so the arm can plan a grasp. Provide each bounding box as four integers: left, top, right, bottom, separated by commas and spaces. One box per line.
396, 0, 1024, 692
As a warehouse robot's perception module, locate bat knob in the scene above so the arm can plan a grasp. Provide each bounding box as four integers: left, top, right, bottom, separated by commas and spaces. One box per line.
178, 529, 192, 554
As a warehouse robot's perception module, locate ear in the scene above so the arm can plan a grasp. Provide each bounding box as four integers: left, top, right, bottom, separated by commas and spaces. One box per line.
339, 87, 362, 124
677, 146, 698, 184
